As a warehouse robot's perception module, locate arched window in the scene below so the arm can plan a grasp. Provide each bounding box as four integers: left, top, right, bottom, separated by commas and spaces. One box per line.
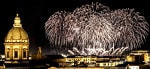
7, 48, 10, 58
7, 51, 9, 58
14, 51, 18, 58
23, 48, 26, 58
14, 48, 18, 58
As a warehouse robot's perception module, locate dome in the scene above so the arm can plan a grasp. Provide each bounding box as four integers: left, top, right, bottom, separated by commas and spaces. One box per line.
5, 27, 29, 43
4, 14, 29, 43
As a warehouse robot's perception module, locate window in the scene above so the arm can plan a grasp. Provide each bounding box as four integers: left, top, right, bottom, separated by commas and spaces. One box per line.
14, 51, 18, 58
103, 63, 106, 66
7, 51, 9, 58
23, 51, 26, 58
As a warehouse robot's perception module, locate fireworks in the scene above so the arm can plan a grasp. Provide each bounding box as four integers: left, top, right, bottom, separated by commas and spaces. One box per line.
45, 2, 149, 56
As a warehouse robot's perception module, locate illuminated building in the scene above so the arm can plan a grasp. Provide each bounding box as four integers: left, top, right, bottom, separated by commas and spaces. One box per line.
55, 56, 125, 68
128, 65, 140, 69
4, 14, 29, 64
126, 50, 150, 63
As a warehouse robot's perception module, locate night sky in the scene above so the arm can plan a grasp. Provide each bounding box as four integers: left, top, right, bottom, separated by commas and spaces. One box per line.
0, 0, 149, 55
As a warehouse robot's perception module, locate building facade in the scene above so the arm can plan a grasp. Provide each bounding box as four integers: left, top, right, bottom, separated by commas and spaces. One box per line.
4, 14, 29, 64
126, 50, 150, 63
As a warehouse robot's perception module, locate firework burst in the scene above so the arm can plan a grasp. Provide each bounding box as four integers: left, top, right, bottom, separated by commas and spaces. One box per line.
45, 2, 149, 56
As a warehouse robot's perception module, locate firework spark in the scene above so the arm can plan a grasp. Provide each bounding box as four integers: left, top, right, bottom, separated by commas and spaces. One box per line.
45, 2, 149, 56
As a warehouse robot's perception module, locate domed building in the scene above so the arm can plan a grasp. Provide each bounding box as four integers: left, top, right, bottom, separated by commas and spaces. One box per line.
4, 14, 29, 64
